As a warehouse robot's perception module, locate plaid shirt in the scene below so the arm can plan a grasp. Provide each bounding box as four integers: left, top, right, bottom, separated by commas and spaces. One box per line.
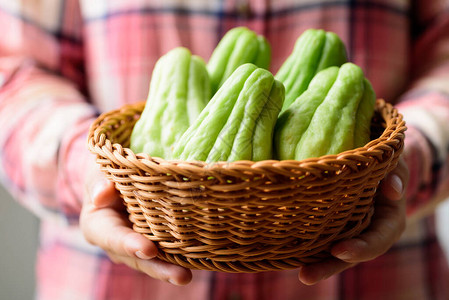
1, 0, 449, 299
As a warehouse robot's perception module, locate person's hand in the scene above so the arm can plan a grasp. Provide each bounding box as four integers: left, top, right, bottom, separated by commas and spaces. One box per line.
80, 163, 192, 286
298, 156, 409, 285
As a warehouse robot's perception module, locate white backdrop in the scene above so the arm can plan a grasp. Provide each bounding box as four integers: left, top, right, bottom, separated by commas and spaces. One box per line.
0, 186, 39, 300
436, 200, 449, 262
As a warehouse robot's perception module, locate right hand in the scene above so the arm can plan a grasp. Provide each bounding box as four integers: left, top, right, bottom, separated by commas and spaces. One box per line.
80, 163, 192, 286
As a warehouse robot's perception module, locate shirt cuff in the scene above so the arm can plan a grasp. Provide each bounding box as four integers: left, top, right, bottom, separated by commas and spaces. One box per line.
57, 116, 97, 224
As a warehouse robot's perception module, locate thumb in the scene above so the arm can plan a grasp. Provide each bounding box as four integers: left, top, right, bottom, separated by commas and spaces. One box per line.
84, 162, 122, 209
380, 173, 403, 201
91, 179, 122, 208
380, 157, 409, 201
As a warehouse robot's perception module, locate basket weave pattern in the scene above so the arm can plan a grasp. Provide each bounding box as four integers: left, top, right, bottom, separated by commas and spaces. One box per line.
87, 99, 406, 273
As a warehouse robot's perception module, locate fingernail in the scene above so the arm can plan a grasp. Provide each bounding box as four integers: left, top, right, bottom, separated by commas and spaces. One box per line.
391, 174, 403, 196
91, 179, 110, 205
168, 279, 178, 285
335, 250, 352, 260
92, 181, 106, 199
135, 250, 151, 260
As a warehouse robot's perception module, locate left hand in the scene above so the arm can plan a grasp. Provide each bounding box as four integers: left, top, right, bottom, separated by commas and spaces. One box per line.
298, 156, 409, 285
80, 162, 193, 285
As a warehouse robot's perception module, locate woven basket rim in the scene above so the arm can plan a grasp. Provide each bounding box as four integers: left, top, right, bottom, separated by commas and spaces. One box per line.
87, 98, 407, 175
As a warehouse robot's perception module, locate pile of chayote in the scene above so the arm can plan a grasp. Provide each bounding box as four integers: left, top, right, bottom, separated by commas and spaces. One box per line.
130, 27, 376, 162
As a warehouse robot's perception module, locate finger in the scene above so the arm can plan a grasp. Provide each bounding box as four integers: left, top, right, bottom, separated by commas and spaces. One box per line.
91, 179, 124, 210
298, 258, 355, 285
380, 157, 409, 201
331, 195, 406, 262
330, 156, 408, 262
108, 253, 193, 286
84, 161, 123, 209
80, 202, 158, 260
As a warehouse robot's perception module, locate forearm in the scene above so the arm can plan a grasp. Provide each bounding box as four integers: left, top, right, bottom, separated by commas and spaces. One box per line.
397, 91, 449, 219
0, 57, 96, 223
396, 58, 449, 219
392, 0, 449, 219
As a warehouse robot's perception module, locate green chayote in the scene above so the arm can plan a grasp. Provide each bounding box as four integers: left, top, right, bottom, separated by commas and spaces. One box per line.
274, 62, 376, 161
207, 27, 271, 95
173, 63, 284, 162
275, 28, 347, 111
130, 47, 210, 159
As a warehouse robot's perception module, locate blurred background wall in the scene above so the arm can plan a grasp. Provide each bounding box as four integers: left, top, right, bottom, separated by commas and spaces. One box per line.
436, 200, 449, 263
0, 186, 39, 300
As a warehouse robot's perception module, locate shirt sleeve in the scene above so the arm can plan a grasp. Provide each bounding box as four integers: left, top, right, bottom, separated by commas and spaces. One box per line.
396, 0, 449, 216
0, 0, 97, 224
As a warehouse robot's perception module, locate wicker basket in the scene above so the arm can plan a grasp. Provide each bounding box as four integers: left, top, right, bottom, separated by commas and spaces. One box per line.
87, 99, 406, 273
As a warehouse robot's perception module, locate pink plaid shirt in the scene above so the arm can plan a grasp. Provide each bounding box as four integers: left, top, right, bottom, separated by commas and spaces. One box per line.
1, 0, 449, 299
